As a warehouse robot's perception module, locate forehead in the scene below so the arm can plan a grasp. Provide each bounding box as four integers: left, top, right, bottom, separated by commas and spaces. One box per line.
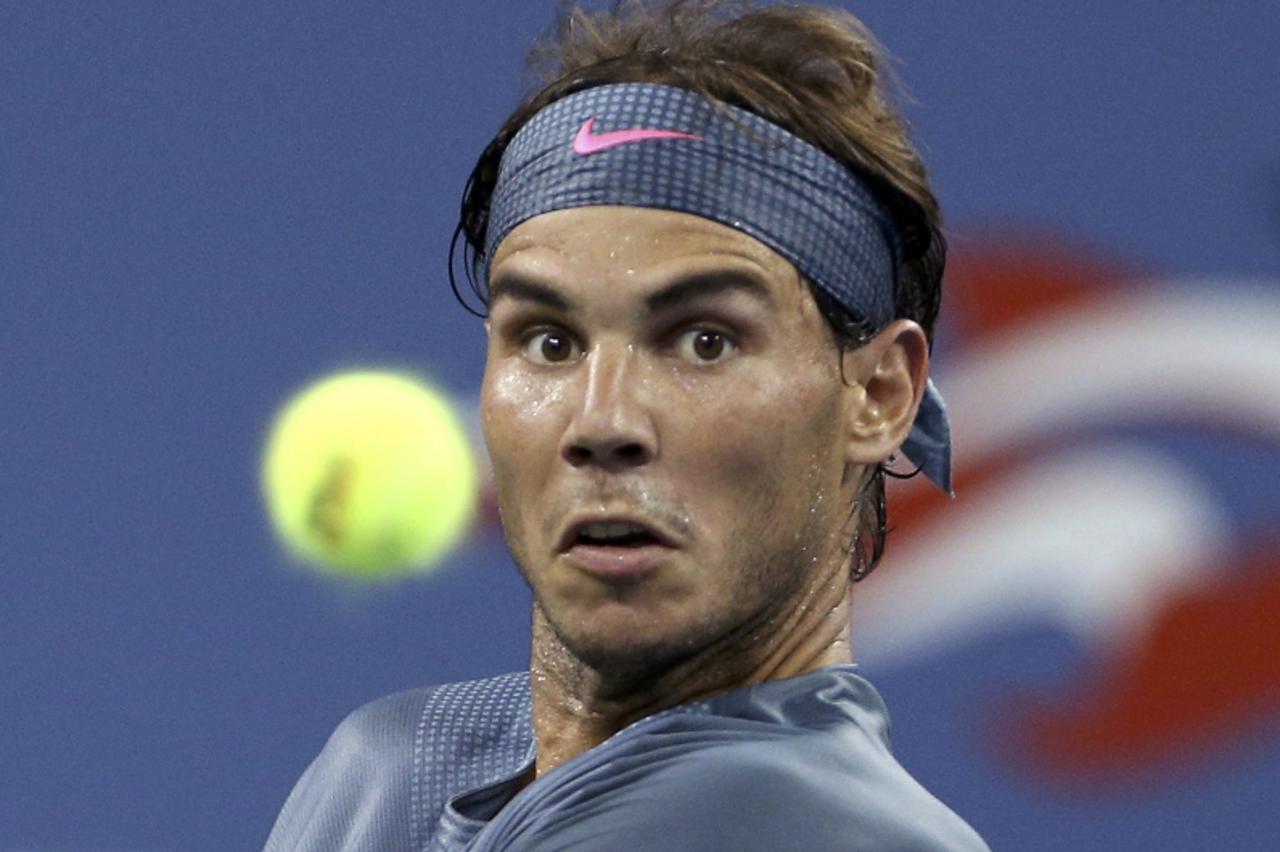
488, 206, 800, 291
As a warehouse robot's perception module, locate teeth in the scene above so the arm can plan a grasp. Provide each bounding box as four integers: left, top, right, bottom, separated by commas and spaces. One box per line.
579, 521, 650, 540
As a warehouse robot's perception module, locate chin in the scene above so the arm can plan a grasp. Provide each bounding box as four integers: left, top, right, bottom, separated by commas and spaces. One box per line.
559, 635, 699, 678
541, 601, 711, 676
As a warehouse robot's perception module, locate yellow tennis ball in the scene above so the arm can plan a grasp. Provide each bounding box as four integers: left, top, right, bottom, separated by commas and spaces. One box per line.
261, 370, 478, 580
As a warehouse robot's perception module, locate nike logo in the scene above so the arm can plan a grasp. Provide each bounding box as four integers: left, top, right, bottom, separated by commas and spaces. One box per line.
572, 118, 703, 155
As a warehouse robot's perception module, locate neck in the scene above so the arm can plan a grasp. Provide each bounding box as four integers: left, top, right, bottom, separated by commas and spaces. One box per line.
527, 567, 853, 778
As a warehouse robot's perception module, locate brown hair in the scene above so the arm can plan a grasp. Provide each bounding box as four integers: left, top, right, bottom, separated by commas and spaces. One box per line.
454, 0, 945, 580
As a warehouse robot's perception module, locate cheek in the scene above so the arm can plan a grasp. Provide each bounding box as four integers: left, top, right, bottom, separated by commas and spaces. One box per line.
482, 360, 567, 433
480, 364, 570, 533
482, 361, 565, 445
683, 372, 840, 513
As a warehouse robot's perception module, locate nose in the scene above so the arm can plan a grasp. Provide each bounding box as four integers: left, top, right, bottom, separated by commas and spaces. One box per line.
559, 342, 657, 471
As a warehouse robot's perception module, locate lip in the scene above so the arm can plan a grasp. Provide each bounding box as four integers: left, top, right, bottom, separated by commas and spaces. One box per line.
561, 541, 676, 583
555, 512, 680, 584
555, 513, 678, 554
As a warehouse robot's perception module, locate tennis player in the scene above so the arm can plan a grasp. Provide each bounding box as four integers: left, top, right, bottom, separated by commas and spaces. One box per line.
267, 2, 988, 848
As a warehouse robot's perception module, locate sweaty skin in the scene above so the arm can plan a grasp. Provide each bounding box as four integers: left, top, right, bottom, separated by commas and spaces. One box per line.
481, 206, 928, 779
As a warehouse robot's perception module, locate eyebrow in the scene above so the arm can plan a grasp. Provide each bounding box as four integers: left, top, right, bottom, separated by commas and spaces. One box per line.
488, 268, 777, 315
488, 277, 573, 312
646, 271, 776, 314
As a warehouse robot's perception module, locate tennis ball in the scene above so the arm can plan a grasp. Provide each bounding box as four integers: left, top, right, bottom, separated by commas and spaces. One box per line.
261, 370, 478, 580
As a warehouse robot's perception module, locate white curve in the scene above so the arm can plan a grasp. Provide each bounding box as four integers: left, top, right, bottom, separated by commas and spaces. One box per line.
858, 279, 1280, 668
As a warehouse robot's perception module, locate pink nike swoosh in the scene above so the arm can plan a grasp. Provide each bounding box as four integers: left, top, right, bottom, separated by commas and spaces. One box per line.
572, 118, 703, 155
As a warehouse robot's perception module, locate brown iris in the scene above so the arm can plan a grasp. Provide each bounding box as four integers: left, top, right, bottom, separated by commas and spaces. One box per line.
691, 330, 725, 361
541, 334, 572, 362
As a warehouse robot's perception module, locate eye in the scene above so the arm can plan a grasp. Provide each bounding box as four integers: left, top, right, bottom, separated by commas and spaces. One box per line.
523, 330, 581, 365
676, 328, 737, 363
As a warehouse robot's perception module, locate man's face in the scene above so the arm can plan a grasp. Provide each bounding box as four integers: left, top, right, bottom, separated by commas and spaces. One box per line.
482, 206, 859, 672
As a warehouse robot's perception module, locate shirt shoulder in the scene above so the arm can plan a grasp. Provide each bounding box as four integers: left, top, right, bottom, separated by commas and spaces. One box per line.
264, 672, 530, 852
495, 670, 987, 852
697, 738, 989, 851
605, 732, 989, 852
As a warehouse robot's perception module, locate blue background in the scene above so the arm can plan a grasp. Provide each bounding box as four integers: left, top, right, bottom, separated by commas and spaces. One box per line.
3, 2, 1278, 849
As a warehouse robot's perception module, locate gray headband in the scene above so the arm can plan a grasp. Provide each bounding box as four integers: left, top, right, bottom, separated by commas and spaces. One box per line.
485, 83, 953, 494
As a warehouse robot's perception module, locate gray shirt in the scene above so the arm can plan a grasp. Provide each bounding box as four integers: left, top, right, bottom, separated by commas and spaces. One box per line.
265, 666, 988, 850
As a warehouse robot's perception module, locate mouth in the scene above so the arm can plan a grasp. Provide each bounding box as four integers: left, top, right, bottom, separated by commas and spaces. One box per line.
557, 516, 678, 582
557, 516, 676, 552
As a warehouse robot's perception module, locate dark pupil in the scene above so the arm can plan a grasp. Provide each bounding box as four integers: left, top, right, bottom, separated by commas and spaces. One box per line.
693, 331, 723, 360
541, 334, 570, 361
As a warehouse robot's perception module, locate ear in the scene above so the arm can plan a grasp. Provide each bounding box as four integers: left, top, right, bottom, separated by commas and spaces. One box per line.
840, 319, 929, 466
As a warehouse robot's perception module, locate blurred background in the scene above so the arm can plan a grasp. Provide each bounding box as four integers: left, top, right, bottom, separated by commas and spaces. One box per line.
3, 1, 1278, 849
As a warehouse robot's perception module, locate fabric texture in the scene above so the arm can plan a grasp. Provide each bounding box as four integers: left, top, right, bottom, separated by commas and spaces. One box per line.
483, 83, 953, 494
265, 666, 988, 851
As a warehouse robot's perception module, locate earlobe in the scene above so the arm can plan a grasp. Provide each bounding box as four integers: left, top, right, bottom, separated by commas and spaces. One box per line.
842, 319, 929, 466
